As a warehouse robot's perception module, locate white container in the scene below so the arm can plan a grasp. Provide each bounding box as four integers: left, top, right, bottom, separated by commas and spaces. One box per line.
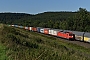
25, 27, 28, 30
53, 30, 58, 36
40, 28, 44, 33
49, 29, 53, 35
28, 27, 32, 31
11, 25, 14, 27
51, 29, 59, 36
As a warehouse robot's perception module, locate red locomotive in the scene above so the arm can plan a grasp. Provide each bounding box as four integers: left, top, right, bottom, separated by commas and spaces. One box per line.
57, 31, 75, 40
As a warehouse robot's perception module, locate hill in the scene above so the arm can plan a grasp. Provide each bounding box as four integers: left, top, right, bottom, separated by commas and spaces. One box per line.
0, 12, 76, 27
0, 8, 90, 32
0, 13, 33, 24
0, 24, 90, 60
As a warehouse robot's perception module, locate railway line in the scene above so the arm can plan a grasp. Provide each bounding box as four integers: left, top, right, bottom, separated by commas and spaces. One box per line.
69, 40, 90, 48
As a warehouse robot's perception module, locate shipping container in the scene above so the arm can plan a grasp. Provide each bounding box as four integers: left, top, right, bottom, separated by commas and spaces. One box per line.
44, 28, 50, 34
84, 32, 90, 43
31, 27, 34, 31
33, 27, 37, 31
83, 37, 89, 42
40, 28, 44, 33
11, 25, 14, 27
28, 27, 32, 31
32, 27, 37, 31
52, 29, 60, 36
25, 27, 28, 30
37, 27, 42, 32
14, 25, 18, 27
49, 29, 53, 35
19, 26, 24, 28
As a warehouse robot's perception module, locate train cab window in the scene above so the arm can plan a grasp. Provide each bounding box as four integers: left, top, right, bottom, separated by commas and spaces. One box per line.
69, 34, 73, 36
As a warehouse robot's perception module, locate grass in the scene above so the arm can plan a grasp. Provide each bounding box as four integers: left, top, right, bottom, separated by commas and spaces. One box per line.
0, 44, 8, 60
0, 24, 90, 60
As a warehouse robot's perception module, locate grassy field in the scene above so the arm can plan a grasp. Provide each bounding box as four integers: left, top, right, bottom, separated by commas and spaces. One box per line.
0, 44, 8, 60
0, 24, 90, 60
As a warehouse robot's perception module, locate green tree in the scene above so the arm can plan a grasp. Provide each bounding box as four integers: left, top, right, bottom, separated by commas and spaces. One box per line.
73, 8, 90, 32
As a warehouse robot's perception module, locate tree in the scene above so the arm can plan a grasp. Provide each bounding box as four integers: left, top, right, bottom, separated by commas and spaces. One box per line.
73, 8, 90, 32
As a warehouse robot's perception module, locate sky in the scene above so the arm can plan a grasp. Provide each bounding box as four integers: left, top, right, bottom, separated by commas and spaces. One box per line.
0, 0, 90, 14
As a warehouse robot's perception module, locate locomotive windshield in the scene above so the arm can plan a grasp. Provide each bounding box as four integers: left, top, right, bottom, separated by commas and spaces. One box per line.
69, 34, 73, 36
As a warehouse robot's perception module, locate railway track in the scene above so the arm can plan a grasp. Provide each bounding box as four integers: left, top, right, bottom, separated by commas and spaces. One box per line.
69, 40, 90, 48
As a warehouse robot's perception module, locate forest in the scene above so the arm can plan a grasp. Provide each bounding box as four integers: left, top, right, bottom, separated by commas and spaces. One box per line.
0, 8, 90, 32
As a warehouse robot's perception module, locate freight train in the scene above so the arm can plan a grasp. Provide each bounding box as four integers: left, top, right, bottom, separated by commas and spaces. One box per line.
10, 25, 90, 43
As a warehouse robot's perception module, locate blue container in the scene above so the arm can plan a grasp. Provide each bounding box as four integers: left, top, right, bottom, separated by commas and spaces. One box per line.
19, 26, 24, 28
37, 27, 42, 32
14, 25, 18, 27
